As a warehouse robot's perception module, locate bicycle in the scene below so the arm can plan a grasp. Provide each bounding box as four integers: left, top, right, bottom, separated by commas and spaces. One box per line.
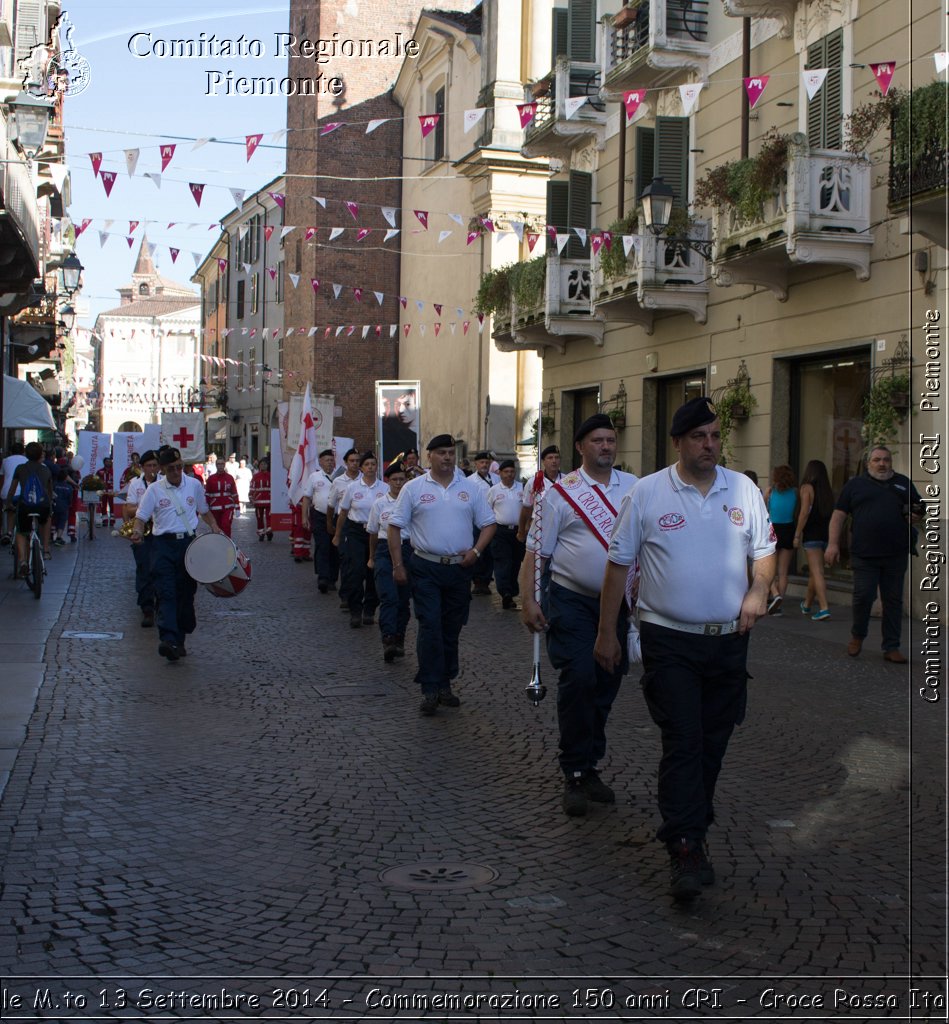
11, 510, 45, 599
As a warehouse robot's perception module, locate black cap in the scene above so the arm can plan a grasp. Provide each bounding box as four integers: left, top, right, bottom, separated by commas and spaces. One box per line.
319, 448, 334, 459
498, 459, 515, 472
358, 451, 376, 466
426, 433, 455, 451
405, 447, 419, 457
158, 447, 181, 466
669, 396, 718, 437
574, 413, 614, 444
474, 450, 490, 461
384, 460, 405, 478
540, 445, 560, 459
139, 449, 158, 465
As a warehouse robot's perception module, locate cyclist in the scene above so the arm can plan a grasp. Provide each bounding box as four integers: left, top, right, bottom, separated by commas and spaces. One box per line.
10, 442, 53, 576
1, 440, 28, 544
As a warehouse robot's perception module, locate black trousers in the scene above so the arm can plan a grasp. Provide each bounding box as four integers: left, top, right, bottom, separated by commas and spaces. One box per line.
490, 525, 524, 598
640, 621, 749, 844
343, 520, 378, 617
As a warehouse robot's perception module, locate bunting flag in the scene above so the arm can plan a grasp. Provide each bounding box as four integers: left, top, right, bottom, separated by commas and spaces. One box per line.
366, 118, 388, 133
189, 183, 205, 206
574, 228, 587, 247
414, 210, 429, 229
517, 102, 537, 128
463, 321, 471, 335
170, 247, 179, 263
345, 201, 359, 220
89, 152, 102, 177
305, 226, 317, 241
403, 324, 411, 337
333, 284, 342, 299
353, 287, 363, 302
679, 82, 704, 115
329, 227, 344, 241
312, 196, 326, 207
510, 220, 525, 242
527, 231, 540, 253
321, 122, 342, 136
564, 96, 588, 119
126, 236, 134, 248
383, 228, 400, 242
935, 52, 949, 73
267, 267, 277, 281
399, 296, 408, 309
289, 273, 300, 288
217, 258, 228, 272
481, 217, 495, 232
591, 233, 603, 256
100, 170, 117, 197
124, 148, 139, 177
870, 61, 895, 95
448, 212, 465, 225
381, 207, 397, 227
744, 75, 770, 109
419, 114, 441, 137
269, 192, 286, 208
192, 137, 210, 150
246, 133, 263, 161
602, 230, 613, 252
98, 231, 107, 247
280, 226, 294, 239
434, 323, 441, 336
264, 224, 275, 241
129, 220, 139, 233
48, 163, 68, 193
271, 129, 287, 143
357, 227, 371, 241
145, 173, 161, 188
623, 90, 646, 122
623, 234, 642, 258
438, 230, 452, 243
374, 291, 384, 305
160, 144, 176, 171
75, 218, 91, 237
464, 108, 486, 133
802, 69, 828, 101
555, 233, 569, 254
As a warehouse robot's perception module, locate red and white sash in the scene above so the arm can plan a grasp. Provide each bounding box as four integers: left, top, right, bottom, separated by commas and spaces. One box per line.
552, 474, 618, 551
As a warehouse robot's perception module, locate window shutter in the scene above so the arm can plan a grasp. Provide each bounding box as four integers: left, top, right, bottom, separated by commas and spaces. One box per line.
567, 0, 596, 62
567, 169, 592, 258
635, 126, 656, 207
15, 0, 43, 66
655, 116, 690, 209
546, 179, 570, 250
806, 30, 843, 149
551, 8, 569, 63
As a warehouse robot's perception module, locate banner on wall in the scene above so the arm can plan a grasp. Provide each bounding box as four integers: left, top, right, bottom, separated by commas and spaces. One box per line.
269, 426, 291, 532
76, 431, 110, 476
375, 380, 420, 470
160, 412, 205, 463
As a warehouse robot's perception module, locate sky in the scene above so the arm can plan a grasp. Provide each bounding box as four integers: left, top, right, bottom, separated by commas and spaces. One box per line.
63, 2, 292, 326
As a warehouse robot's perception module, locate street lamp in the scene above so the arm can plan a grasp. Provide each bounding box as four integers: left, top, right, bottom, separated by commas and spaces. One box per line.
8, 91, 54, 159
61, 254, 84, 295
639, 177, 713, 260
59, 304, 76, 332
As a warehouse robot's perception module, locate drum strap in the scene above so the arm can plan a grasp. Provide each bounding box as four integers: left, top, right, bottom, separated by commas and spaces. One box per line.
161, 478, 194, 533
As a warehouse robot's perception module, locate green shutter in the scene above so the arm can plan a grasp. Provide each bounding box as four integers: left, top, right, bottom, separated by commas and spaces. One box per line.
635, 126, 656, 208
567, 170, 592, 258
806, 29, 844, 149
547, 180, 570, 250
567, 0, 596, 62
552, 8, 569, 63
655, 116, 690, 209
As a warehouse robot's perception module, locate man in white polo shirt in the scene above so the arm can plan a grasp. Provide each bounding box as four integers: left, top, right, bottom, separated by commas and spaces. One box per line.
132, 446, 225, 662
520, 414, 638, 818
387, 434, 496, 716
302, 448, 340, 594
595, 396, 775, 901
486, 459, 525, 610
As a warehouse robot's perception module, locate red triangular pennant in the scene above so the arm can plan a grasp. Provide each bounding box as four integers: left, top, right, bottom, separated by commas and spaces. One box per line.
169, 247, 179, 263
517, 102, 537, 128
89, 152, 102, 177
345, 201, 359, 220
190, 183, 205, 206
311, 278, 320, 292
414, 210, 429, 229
245, 133, 263, 161
353, 287, 363, 302
160, 144, 176, 171
129, 220, 139, 233
418, 114, 441, 138
264, 225, 275, 241
623, 90, 645, 122
527, 232, 540, 253
100, 171, 117, 197
870, 61, 896, 96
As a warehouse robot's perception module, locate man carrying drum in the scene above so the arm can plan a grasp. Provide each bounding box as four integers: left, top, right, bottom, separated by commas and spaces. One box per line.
131, 447, 225, 662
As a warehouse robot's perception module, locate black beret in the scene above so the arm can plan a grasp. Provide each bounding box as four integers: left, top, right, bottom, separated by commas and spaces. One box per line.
426, 433, 455, 451
498, 459, 515, 471
319, 448, 334, 459
574, 413, 614, 444
384, 460, 405, 478
358, 451, 376, 466
474, 451, 491, 461
669, 396, 718, 437
540, 445, 560, 459
158, 447, 181, 466
405, 447, 419, 457
139, 449, 158, 464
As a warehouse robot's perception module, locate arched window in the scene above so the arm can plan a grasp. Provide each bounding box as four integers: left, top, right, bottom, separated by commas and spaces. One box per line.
139, 283, 149, 295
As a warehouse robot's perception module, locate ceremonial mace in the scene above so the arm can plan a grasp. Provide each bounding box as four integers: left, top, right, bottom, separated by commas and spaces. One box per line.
524, 462, 547, 706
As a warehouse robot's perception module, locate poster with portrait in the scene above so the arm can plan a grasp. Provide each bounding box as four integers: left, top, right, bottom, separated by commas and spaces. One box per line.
376, 380, 421, 469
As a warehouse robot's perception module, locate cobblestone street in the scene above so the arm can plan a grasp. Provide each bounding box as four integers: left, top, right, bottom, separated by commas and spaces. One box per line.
0, 513, 945, 1020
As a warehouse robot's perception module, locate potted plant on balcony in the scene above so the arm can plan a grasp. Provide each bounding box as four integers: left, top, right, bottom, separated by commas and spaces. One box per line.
714, 378, 757, 464
530, 78, 551, 99
613, 2, 641, 29
861, 373, 911, 446
693, 128, 791, 220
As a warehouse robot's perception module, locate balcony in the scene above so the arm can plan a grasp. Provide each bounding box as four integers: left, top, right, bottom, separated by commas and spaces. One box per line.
0, 115, 42, 303
720, 0, 795, 38
491, 255, 605, 354
594, 223, 709, 332
888, 87, 947, 249
601, 0, 709, 98
708, 138, 873, 301
522, 58, 607, 160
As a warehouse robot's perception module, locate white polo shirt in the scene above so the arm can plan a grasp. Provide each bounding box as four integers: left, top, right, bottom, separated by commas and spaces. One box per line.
327, 472, 358, 514
341, 476, 387, 524
368, 491, 412, 545
303, 469, 334, 513
125, 475, 151, 508
135, 474, 209, 535
522, 472, 562, 509
487, 480, 524, 527
609, 465, 776, 623
469, 471, 499, 492
389, 468, 493, 556
530, 466, 638, 595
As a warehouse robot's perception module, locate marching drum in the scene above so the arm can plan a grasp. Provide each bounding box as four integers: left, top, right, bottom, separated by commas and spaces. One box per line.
184, 533, 252, 598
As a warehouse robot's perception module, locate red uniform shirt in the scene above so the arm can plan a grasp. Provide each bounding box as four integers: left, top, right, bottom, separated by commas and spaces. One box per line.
204, 471, 238, 512
250, 470, 271, 506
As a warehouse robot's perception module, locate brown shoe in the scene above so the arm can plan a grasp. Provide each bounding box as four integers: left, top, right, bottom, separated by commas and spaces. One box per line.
883, 650, 907, 664
847, 635, 862, 657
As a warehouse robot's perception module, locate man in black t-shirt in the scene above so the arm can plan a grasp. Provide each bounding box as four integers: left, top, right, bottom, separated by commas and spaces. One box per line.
826, 446, 922, 663
11, 442, 53, 574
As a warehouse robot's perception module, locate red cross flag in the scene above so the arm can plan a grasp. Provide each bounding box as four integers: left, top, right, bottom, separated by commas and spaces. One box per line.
287, 383, 318, 505
160, 412, 205, 463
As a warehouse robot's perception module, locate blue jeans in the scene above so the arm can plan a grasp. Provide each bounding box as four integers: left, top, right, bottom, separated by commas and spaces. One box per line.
850, 553, 907, 651
132, 536, 156, 611
640, 622, 749, 843
374, 540, 412, 637
545, 581, 628, 776
152, 534, 197, 646
409, 556, 473, 694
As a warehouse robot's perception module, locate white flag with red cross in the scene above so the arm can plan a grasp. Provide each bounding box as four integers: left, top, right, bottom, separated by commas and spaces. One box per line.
160, 412, 205, 463
287, 383, 318, 505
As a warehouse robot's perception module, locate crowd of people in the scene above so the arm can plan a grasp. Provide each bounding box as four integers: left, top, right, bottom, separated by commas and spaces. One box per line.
0, 403, 921, 902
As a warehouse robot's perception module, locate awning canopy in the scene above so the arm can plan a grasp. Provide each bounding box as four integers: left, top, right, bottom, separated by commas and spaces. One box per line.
3, 374, 56, 430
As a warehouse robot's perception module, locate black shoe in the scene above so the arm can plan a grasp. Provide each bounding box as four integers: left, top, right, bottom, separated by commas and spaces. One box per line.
668, 838, 703, 901
158, 641, 180, 662
562, 775, 588, 817
267, 531, 274, 542
177, 643, 187, 658
350, 614, 362, 629
318, 582, 328, 594
383, 636, 398, 663
472, 583, 491, 596
584, 769, 615, 804
697, 841, 714, 886
419, 694, 438, 716
294, 556, 303, 563
437, 687, 460, 707
394, 634, 406, 657
501, 595, 517, 610
258, 534, 265, 543
141, 610, 155, 628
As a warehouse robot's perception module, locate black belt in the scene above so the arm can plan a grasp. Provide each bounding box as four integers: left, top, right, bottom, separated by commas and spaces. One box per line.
155, 531, 195, 540
497, 524, 518, 531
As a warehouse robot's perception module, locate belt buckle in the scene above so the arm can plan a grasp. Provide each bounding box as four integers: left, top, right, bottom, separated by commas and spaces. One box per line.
440, 556, 452, 565
703, 623, 722, 636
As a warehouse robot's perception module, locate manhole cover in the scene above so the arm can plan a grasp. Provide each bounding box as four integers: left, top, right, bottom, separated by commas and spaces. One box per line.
61, 631, 124, 640
379, 862, 498, 891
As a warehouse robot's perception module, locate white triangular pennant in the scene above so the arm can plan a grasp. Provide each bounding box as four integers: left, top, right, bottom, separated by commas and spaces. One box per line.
464, 108, 487, 133
802, 69, 828, 102
366, 118, 389, 133
679, 82, 704, 116
98, 231, 108, 248
238, 224, 249, 241
383, 229, 400, 242
556, 233, 569, 254
230, 188, 246, 208
124, 148, 139, 176
192, 137, 210, 150
573, 227, 587, 246
312, 196, 326, 207
48, 163, 69, 193
242, 262, 252, 275
280, 226, 295, 239
509, 220, 525, 242
362, 326, 370, 338
564, 96, 588, 119
144, 173, 161, 188
329, 227, 344, 241
935, 52, 949, 73
381, 207, 397, 227
438, 230, 452, 243
289, 273, 300, 288
333, 284, 342, 299
374, 291, 384, 305
448, 212, 465, 225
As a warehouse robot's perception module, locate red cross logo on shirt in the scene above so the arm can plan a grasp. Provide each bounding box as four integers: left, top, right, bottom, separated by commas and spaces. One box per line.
173, 427, 194, 448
